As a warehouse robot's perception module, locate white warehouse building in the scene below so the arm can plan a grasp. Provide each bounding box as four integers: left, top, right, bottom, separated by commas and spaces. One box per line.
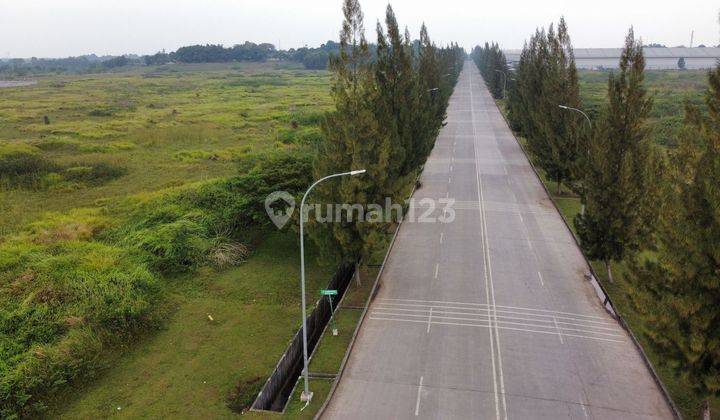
503, 47, 720, 70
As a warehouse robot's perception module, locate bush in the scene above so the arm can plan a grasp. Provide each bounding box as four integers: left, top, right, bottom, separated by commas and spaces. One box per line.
62, 162, 126, 184
0, 143, 57, 187
0, 212, 161, 418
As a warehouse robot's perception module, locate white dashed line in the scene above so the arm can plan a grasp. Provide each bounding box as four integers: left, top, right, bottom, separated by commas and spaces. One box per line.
414, 376, 424, 416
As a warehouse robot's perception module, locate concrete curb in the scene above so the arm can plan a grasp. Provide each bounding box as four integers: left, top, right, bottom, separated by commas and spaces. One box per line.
493, 98, 683, 420
314, 175, 422, 419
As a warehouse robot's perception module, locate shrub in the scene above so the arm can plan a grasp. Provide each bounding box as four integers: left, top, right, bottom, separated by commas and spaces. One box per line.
0, 143, 57, 187
0, 218, 161, 418
62, 162, 127, 184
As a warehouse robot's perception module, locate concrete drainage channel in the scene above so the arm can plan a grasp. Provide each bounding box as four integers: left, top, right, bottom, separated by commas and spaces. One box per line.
250, 263, 354, 413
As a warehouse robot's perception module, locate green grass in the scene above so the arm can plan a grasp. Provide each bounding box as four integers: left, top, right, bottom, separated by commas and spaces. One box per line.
0, 62, 331, 236
0, 63, 335, 417
578, 69, 708, 148
308, 309, 362, 375
50, 230, 335, 418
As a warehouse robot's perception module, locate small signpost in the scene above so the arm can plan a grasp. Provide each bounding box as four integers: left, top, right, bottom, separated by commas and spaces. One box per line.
321, 289, 339, 336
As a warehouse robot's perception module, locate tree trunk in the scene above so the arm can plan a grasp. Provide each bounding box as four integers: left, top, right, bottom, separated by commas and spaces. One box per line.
702, 398, 711, 420
557, 179, 562, 195
605, 260, 614, 283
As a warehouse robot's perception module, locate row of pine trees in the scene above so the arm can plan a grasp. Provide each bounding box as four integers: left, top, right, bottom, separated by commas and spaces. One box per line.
311, 0, 464, 261
481, 19, 719, 418
471, 43, 509, 99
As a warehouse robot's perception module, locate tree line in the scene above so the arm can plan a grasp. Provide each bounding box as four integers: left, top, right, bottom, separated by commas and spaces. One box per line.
486, 18, 719, 419
310, 0, 464, 262
471, 43, 509, 99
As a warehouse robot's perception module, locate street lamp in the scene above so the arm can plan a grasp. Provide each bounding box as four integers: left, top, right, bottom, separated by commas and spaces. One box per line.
558, 105, 592, 128
298, 169, 367, 404
558, 104, 592, 215
494, 69, 508, 99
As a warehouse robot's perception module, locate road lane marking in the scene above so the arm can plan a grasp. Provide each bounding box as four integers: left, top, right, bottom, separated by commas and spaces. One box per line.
368, 316, 625, 343
579, 396, 589, 418
378, 298, 611, 321
553, 315, 565, 344
427, 307, 433, 333
371, 310, 623, 336
439, 232, 444, 244
470, 74, 501, 420
434, 263, 439, 280
414, 376, 424, 416
537, 271, 545, 287
375, 304, 619, 328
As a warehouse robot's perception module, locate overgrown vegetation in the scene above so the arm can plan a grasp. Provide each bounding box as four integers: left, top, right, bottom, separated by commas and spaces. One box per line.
0, 62, 334, 417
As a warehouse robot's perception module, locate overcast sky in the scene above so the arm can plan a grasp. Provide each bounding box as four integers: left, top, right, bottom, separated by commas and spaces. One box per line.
1, 0, 718, 58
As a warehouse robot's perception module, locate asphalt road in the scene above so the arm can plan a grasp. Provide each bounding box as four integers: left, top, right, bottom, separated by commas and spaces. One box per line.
321, 61, 675, 419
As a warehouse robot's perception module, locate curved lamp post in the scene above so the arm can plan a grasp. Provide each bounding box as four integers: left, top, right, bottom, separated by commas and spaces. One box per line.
558, 105, 592, 128
299, 169, 367, 403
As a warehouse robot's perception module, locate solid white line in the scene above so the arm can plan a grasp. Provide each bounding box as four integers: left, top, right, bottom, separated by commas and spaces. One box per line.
434, 263, 439, 280
427, 307, 433, 333
414, 376, 424, 416
368, 316, 625, 343
378, 298, 611, 321
472, 74, 507, 419
469, 72, 501, 420
537, 271, 545, 287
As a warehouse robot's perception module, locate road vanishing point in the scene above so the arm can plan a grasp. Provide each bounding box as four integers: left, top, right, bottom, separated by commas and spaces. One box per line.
321, 62, 675, 419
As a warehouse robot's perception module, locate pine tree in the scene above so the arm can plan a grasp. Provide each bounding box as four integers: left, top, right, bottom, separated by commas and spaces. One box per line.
373, 5, 419, 185
629, 64, 720, 419
415, 23, 442, 165
574, 27, 656, 282
313, 0, 390, 261
535, 17, 582, 194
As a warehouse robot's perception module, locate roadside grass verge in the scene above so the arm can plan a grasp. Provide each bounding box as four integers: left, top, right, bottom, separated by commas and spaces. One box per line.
50, 230, 336, 418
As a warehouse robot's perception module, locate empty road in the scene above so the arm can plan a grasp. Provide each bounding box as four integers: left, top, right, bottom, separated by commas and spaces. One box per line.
321, 61, 674, 419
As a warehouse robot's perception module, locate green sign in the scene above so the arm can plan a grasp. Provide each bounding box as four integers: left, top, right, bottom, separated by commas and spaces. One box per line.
320, 289, 338, 296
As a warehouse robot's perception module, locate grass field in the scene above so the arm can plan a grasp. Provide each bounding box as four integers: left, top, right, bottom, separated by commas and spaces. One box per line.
578, 69, 708, 148
0, 62, 331, 235
0, 62, 340, 417
51, 231, 335, 418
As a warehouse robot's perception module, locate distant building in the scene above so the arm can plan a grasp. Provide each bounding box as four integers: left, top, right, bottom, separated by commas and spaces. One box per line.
503, 47, 720, 70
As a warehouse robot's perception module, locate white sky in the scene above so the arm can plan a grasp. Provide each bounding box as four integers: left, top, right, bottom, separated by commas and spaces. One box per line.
1, 0, 718, 58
